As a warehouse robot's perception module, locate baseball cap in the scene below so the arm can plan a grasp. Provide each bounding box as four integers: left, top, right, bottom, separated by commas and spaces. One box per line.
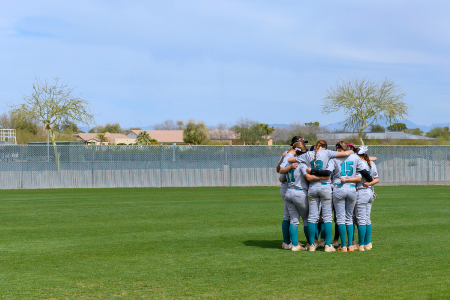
290, 136, 309, 146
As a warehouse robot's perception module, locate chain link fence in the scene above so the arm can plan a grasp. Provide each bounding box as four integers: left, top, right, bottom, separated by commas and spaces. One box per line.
0, 145, 448, 189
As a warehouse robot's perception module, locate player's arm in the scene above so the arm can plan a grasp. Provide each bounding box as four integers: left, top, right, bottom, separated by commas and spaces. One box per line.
363, 177, 379, 187
359, 169, 373, 182
276, 153, 288, 173
336, 150, 354, 157
305, 173, 330, 182
279, 163, 298, 174
287, 157, 297, 163
341, 176, 362, 183
369, 156, 377, 161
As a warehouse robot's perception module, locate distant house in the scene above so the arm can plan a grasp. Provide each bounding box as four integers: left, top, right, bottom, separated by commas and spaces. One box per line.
318, 132, 437, 141
126, 130, 184, 144
76, 133, 136, 145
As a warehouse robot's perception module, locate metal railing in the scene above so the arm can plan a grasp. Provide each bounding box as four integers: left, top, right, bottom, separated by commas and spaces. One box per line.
0, 145, 448, 189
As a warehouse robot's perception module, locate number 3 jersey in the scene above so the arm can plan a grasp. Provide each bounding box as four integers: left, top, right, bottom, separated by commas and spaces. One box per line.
326, 154, 368, 189
296, 149, 338, 185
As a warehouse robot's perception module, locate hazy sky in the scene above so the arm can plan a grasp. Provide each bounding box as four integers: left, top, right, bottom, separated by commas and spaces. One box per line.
1, 0, 449, 128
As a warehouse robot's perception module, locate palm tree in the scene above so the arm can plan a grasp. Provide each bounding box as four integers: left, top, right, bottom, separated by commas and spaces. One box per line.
96, 132, 109, 145
136, 131, 152, 145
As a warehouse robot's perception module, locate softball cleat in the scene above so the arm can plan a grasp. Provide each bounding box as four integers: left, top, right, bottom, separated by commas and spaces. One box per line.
347, 245, 354, 252
365, 243, 372, 250
324, 245, 336, 252
332, 240, 340, 248
337, 246, 347, 252
308, 244, 316, 252
357, 245, 365, 252
317, 239, 325, 248
282, 243, 292, 250
291, 245, 306, 251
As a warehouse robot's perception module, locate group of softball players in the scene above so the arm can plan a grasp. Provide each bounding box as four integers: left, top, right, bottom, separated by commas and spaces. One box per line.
276, 136, 379, 252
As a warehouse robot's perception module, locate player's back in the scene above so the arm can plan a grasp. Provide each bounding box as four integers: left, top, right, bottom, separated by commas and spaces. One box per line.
298, 149, 337, 184
279, 152, 294, 182
328, 154, 364, 186
356, 160, 371, 190
286, 154, 309, 190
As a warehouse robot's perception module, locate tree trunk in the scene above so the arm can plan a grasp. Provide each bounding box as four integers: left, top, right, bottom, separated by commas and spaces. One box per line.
49, 128, 60, 171
358, 129, 365, 146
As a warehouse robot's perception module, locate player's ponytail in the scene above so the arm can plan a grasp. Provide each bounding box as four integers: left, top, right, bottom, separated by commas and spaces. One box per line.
293, 142, 307, 156
314, 140, 327, 162
356, 147, 371, 169
363, 153, 371, 169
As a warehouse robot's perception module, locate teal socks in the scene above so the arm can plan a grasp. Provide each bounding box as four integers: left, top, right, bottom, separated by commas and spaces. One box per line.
346, 225, 354, 247
289, 224, 299, 247
308, 222, 316, 245
318, 223, 324, 240
282, 220, 290, 244
303, 226, 308, 245
334, 223, 339, 241
365, 224, 372, 245
338, 224, 346, 247
324, 222, 332, 247
358, 225, 367, 246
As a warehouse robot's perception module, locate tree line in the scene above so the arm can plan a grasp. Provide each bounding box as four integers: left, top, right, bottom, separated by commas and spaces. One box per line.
4, 77, 450, 147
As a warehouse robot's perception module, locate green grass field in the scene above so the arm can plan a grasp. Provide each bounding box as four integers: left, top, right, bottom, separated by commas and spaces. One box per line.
0, 186, 449, 299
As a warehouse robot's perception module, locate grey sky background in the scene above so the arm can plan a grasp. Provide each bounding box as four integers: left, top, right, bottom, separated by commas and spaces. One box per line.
1, 0, 449, 128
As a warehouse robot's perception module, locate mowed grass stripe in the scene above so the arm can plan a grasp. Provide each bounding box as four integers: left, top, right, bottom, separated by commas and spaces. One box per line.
0, 186, 449, 299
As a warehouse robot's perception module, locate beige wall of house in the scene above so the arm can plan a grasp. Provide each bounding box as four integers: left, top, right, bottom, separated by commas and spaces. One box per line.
110, 138, 136, 145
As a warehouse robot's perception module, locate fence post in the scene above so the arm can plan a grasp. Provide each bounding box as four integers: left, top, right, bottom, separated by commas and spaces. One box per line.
427, 147, 430, 185
229, 145, 232, 187
91, 146, 95, 188
160, 145, 163, 188
20, 146, 24, 189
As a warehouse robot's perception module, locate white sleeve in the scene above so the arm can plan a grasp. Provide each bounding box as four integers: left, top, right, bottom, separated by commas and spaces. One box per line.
280, 155, 291, 168
371, 163, 379, 178
326, 159, 336, 172
296, 154, 306, 164
327, 150, 337, 159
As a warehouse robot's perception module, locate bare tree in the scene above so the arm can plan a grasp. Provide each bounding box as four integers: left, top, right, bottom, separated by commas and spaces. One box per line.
9, 77, 94, 169
154, 119, 184, 130
322, 77, 410, 145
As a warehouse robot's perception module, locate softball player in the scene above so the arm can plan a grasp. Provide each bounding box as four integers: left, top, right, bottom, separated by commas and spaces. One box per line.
280, 142, 330, 251
324, 141, 373, 252
289, 140, 354, 252
279, 142, 309, 251
358, 148, 379, 250
276, 136, 307, 250
354, 146, 378, 251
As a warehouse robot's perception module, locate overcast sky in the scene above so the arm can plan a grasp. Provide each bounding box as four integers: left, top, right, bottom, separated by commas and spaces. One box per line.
1, 0, 449, 129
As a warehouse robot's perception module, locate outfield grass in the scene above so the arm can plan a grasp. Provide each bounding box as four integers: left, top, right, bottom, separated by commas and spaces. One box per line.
0, 186, 449, 299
